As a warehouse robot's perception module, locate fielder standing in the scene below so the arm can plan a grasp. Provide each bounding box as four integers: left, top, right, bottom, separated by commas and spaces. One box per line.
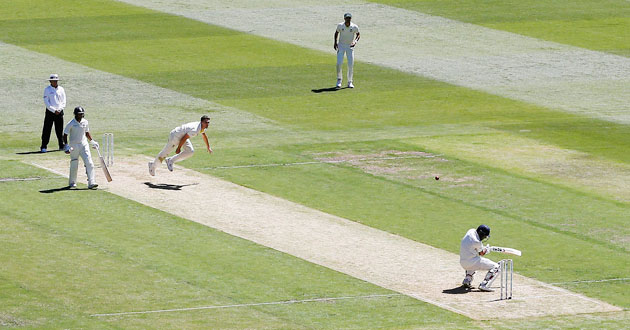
149, 115, 212, 176
63, 106, 99, 189
460, 224, 500, 291
334, 13, 360, 88
41, 74, 66, 153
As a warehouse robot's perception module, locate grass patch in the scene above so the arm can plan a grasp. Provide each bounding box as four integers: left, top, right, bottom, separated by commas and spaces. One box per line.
370, 0, 630, 56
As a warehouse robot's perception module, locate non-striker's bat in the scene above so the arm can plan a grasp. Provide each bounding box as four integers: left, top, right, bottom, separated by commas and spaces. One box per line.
96, 146, 113, 182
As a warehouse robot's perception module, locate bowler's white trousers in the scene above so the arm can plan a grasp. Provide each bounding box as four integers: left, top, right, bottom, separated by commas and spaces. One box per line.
336, 44, 355, 82
69, 141, 95, 186
157, 132, 194, 163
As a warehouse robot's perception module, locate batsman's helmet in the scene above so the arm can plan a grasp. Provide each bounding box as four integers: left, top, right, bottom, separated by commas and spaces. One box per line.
476, 224, 491, 241
73, 106, 85, 115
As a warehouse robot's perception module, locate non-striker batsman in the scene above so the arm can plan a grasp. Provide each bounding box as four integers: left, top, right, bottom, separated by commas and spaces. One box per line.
63, 106, 99, 189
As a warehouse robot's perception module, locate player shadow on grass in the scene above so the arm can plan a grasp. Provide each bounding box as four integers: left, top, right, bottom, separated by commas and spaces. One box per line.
144, 182, 199, 191
39, 186, 89, 193
311, 86, 347, 93
442, 286, 472, 294
16, 150, 62, 155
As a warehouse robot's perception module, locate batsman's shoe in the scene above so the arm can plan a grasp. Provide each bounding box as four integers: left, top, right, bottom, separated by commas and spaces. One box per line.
478, 283, 494, 292
148, 161, 156, 176
88, 184, 99, 190
68, 183, 77, 189
166, 157, 174, 172
348, 82, 354, 88
335, 79, 342, 88
462, 275, 473, 288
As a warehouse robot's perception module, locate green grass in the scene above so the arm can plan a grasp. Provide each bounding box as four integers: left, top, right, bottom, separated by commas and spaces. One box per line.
0, 159, 462, 329
0, 0, 629, 328
369, 0, 630, 57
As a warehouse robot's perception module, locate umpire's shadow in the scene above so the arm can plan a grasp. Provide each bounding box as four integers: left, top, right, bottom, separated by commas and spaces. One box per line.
311, 86, 345, 93
144, 182, 199, 191
17, 150, 61, 155
442, 286, 471, 294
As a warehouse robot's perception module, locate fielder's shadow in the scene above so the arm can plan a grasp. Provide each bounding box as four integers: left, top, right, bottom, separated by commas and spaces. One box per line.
311, 86, 346, 93
39, 186, 88, 193
442, 286, 471, 295
144, 182, 199, 191
17, 150, 62, 155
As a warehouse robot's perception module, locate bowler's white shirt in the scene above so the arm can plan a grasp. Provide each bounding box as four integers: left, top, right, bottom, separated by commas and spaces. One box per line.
64, 118, 89, 145
43, 85, 66, 112
460, 228, 484, 263
336, 22, 359, 45
171, 121, 205, 140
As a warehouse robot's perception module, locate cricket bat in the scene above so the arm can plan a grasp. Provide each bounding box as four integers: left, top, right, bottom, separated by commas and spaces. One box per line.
96, 146, 113, 182
489, 246, 522, 256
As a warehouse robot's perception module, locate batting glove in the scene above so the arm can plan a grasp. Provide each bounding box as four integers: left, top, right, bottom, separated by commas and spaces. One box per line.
90, 140, 99, 149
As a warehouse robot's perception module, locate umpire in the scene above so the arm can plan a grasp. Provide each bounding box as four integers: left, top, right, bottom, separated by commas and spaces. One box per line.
41, 73, 66, 153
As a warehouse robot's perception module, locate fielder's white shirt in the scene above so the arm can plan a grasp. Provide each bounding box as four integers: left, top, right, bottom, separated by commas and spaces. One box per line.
336, 22, 359, 45
460, 228, 484, 263
64, 118, 89, 145
43, 85, 66, 112
170, 121, 205, 140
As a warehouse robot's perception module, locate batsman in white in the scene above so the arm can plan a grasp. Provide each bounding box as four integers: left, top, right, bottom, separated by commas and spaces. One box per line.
62, 106, 99, 189
334, 12, 360, 89
460, 224, 500, 291
149, 115, 212, 176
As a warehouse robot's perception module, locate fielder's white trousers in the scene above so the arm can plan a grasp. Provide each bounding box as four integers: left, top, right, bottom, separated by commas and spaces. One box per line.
69, 142, 95, 186
336, 44, 355, 83
460, 256, 498, 276
156, 133, 194, 163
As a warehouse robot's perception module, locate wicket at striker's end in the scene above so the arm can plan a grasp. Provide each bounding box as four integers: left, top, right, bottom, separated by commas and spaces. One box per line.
102, 133, 114, 167
500, 259, 513, 300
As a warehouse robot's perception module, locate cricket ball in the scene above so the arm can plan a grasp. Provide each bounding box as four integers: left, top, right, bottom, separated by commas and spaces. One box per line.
435, 176, 439, 180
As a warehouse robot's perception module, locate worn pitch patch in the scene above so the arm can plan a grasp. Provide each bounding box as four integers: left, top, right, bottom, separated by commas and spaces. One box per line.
120, 0, 630, 123
32, 156, 622, 320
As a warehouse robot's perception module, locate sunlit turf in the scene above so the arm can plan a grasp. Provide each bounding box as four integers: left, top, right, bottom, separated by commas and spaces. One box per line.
0, 159, 462, 329
370, 0, 630, 57
0, 0, 628, 328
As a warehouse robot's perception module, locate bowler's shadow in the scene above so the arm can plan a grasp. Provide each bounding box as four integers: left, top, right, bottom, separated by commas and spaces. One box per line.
311, 86, 345, 93
40, 186, 87, 193
17, 150, 61, 155
144, 182, 199, 191
442, 286, 471, 295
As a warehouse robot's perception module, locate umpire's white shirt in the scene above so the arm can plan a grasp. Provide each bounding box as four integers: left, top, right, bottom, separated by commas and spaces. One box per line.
43, 85, 66, 112
460, 228, 483, 264
336, 22, 359, 45
64, 118, 89, 145
170, 121, 205, 140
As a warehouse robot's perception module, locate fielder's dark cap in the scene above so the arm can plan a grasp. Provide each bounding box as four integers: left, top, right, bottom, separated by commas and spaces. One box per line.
344, 13, 352, 18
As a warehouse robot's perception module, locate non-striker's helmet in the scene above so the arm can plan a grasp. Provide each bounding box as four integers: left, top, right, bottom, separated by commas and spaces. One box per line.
73, 106, 85, 115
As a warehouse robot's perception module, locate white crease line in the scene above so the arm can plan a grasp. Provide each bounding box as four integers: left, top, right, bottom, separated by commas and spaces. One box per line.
90, 293, 403, 317
550, 278, 630, 285
0, 177, 42, 182
201, 155, 439, 170
29, 162, 67, 178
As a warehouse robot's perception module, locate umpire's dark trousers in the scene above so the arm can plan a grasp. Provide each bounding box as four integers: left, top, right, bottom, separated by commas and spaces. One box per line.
41, 109, 64, 150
